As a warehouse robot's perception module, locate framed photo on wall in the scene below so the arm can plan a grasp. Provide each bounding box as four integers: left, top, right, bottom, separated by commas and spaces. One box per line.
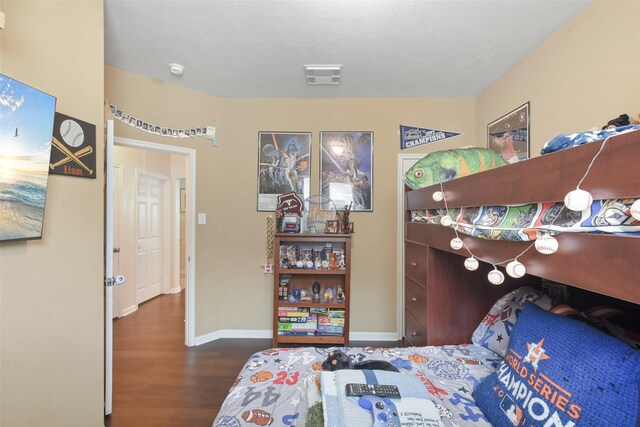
487, 102, 530, 164
320, 131, 373, 212
0, 74, 57, 242
257, 131, 311, 211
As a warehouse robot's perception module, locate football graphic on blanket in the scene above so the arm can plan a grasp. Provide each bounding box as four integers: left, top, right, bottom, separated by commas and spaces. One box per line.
241, 409, 274, 425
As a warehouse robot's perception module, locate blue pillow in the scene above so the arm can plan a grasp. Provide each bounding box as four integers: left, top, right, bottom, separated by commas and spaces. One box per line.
473, 301, 640, 427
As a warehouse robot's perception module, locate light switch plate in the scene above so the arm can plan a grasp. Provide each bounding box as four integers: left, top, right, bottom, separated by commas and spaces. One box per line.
198, 213, 206, 224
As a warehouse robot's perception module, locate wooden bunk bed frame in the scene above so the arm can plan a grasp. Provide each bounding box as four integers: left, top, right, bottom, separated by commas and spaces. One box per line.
404, 130, 640, 347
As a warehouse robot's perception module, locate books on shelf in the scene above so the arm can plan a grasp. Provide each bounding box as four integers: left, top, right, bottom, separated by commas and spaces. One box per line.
276, 306, 345, 337
317, 324, 344, 336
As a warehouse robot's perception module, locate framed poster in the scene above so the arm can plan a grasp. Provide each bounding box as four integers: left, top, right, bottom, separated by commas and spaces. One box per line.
257, 131, 311, 211
49, 112, 96, 178
0, 73, 57, 242
320, 131, 373, 212
487, 102, 529, 164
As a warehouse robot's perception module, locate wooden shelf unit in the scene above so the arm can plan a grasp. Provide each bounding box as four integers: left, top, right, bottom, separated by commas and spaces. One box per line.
272, 233, 351, 347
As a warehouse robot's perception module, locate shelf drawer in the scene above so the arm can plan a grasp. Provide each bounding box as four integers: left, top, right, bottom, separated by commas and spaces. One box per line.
404, 309, 427, 347
404, 276, 427, 323
405, 247, 427, 285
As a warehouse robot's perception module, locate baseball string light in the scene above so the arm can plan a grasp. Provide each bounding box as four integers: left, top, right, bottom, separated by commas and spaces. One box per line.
435, 136, 616, 284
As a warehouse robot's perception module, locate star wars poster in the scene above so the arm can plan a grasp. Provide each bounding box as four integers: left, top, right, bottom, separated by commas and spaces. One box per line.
49, 112, 96, 178
320, 131, 373, 212
257, 132, 311, 211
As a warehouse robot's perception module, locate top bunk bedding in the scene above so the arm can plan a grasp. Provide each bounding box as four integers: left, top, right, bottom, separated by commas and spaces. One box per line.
410, 198, 640, 241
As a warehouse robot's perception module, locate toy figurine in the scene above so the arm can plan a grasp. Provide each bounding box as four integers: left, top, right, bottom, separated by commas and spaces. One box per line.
338, 250, 345, 269
292, 288, 302, 302
329, 252, 338, 270
323, 287, 334, 303
312, 282, 321, 303
336, 285, 345, 304
342, 203, 351, 234
275, 207, 285, 231
314, 253, 322, 269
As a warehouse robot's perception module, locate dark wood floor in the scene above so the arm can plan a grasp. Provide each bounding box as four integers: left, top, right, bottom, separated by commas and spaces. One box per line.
105, 291, 402, 427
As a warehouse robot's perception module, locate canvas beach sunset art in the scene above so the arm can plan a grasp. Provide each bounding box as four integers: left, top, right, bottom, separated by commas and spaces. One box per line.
0, 74, 56, 242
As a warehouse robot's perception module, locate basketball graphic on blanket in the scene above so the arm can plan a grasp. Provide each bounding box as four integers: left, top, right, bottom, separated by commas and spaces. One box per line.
250, 371, 273, 383
408, 354, 428, 363
60, 119, 84, 147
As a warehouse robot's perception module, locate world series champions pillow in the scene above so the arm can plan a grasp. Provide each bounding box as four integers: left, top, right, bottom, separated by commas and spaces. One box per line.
473, 302, 640, 427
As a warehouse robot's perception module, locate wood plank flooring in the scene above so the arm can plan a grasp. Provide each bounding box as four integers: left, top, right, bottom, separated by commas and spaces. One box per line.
105, 292, 402, 427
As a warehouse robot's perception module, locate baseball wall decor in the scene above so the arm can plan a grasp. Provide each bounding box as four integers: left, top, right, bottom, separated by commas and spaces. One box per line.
49, 112, 96, 179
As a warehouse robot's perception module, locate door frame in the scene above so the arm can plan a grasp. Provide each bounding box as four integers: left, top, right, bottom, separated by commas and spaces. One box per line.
397, 153, 425, 340
114, 136, 197, 346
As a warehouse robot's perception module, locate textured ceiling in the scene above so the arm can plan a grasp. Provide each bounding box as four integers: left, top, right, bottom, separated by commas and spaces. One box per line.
104, 0, 592, 99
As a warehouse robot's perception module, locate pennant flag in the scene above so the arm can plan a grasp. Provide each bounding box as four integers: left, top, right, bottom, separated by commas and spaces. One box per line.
400, 125, 462, 150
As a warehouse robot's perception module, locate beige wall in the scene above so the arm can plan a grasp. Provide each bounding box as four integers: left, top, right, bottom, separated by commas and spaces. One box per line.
0, 1, 635, 425
105, 66, 477, 336
477, 0, 640, 156
0, 1, 104, 426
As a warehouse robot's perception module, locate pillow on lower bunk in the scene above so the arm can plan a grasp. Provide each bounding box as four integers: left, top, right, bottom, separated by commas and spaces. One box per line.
471, 287, 554, 357
473, 301, 640, 427
582, 305, 640, 349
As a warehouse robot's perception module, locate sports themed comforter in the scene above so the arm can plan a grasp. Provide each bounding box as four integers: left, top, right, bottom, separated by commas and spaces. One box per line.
212, 344, 501, 427
411, 198, 640, 241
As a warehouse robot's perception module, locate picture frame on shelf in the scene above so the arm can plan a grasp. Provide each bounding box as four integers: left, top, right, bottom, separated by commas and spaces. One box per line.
320, 131, 373, 212
487, 102, 530, 164
325, 220, 338, 234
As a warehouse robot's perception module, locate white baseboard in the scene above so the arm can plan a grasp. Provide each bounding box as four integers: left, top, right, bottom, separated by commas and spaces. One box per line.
349, 331, 401, 342
167, 286, 182, 294
195, 329, 272, 346
194, 329, 400, 346
119, 305, 138, 318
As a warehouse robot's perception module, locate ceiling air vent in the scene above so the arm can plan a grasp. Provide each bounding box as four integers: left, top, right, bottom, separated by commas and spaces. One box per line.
304, 65, 342, 85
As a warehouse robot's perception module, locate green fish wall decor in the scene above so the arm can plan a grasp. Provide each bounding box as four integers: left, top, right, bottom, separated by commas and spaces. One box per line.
404, 147, 508, 190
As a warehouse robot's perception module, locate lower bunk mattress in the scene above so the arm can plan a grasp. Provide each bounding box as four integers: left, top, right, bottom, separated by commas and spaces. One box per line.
212, 344, 501, 427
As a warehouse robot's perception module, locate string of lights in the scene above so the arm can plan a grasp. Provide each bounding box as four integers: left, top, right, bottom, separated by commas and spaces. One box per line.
432, 135, 637, 285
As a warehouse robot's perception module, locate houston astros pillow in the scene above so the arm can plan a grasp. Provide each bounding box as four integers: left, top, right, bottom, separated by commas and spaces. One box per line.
473, 301, 640, 427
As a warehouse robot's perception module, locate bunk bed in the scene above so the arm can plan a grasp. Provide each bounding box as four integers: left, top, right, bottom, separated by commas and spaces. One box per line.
213, 130, 640, 427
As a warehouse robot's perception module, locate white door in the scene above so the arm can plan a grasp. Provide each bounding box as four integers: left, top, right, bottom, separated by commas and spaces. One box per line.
105, 120, 115, 415
135, 171, 166, 304
112, 163, 122, 318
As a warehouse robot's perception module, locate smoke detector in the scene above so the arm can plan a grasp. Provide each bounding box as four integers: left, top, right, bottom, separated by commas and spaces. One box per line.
169, 63, 185, 76
304, 65, 342, 85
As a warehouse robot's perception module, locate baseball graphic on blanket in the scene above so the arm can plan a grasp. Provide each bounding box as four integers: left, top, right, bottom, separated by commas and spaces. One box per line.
60, 119, 84, 147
